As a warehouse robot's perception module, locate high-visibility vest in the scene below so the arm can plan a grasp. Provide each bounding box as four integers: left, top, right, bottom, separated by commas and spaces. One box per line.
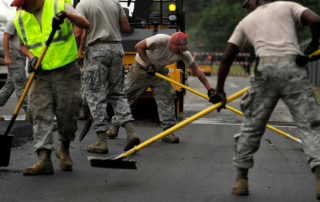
14, 0, 77, 70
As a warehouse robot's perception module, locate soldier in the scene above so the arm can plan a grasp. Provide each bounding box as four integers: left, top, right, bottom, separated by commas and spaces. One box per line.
10, 0, 90, 175
1, 17, 28, 121
74, 0, 140, 153
211, 0, 320, 199
108, 32, 214, 143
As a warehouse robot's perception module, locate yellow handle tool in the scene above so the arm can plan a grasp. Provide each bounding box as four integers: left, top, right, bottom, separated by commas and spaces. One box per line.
155, 72, 302, 145
113, 87, 248, 159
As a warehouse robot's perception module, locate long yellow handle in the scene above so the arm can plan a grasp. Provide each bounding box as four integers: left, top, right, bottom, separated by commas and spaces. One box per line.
308, 49, 320, 59
155, 73, 302, 145
14, 46, 49, 115
121, 87, 249, 158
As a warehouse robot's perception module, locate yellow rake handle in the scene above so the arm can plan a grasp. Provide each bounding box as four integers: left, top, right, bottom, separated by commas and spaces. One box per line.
155, 73, 302, 145
121, 87, 249, 158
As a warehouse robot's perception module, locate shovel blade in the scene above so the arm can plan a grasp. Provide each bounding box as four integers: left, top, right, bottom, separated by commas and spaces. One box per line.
0, 134, 13, 167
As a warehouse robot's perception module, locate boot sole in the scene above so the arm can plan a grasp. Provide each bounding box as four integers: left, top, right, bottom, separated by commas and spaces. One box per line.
23, 170, 54, 175
162, 138, 180, 143
124, 137, 140, 151
232, 189, 249, 195
106, 134, 118, 139
56, 152, 73, 171
87, 149, 109, 154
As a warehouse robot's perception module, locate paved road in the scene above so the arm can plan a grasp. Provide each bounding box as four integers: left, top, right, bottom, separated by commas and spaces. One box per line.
0, 76, 317, 202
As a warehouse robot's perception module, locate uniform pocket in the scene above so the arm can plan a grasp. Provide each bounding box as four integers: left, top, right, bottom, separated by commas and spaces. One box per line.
83, 64, 105, 90
240, 88, 255, 117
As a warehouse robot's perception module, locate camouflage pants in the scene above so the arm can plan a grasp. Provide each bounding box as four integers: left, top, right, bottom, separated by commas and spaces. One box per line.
234, 56, 320, 171
29, 61, 81, 152
0, 50, 28, 113
113, 62, 176, 129
82, 43, 134, 132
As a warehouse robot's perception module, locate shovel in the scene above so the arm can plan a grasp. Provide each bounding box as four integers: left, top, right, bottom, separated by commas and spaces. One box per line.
0, 13, 66, 167
88, 87, 248, 169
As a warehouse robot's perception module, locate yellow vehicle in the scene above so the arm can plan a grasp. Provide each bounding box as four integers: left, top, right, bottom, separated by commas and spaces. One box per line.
118, 0, 188, 119
190, 46, 214, 76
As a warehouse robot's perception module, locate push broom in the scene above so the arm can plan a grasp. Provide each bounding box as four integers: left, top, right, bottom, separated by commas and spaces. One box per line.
88, 87, 249, 169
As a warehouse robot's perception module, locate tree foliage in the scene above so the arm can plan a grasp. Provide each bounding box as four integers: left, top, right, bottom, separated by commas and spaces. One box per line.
184, 0, 320, 53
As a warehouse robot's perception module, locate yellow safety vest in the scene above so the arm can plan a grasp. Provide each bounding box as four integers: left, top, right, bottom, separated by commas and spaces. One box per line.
14, 0, 77, 70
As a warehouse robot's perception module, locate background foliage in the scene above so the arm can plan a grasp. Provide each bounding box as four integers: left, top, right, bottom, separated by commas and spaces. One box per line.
184, 0, 320, 55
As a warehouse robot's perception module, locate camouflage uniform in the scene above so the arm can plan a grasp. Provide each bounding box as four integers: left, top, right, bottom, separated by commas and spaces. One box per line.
113, 61, 176, 130
82, 43, 134, 132
0, 50, 28, 113
234, 56, 320, 171
29, 61, 81, 152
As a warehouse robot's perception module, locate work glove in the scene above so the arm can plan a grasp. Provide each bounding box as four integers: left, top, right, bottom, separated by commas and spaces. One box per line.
28, 57, 41, 78
304, 43, 320, 62
207, 88, 215, 103
52, 11, 67, 30
210, 89, 226, 112
146, 64, 156, 76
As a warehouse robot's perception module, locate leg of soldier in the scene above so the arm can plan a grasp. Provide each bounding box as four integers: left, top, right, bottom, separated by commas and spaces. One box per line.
279, 64, 320, 199
150, 68, 179, 143
233, 63, 280, 195
23, 70, 55, 175
53, 61, 81, 171
79, 68, 88, 120
107, 45, 140, 151
0, 67, 15, 108
109, 62, 149, 133
10, 51, 28, 115
82, 45, 109, 153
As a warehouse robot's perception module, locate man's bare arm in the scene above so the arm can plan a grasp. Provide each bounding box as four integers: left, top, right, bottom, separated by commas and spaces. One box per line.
20, 44, 35, 59
301, 10, 320, 48
74, 26, 84, 49
216, 43, 239, 91
188, 61, 213, 90
120, 17, 130, 33
3, 32, 12, 67
135, 39, 151, 66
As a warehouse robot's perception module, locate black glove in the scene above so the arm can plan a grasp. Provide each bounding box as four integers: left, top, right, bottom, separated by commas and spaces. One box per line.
207, 88, 215, 103
52, 11, 67, 30
146, 64, 156, 76
304, 43, 320, 62
210, 89, 226, 112
28, 57, 41, 76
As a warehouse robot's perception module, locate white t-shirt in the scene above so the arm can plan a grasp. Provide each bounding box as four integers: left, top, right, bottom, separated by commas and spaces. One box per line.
228, 1, 308, 56
135, 34, 194, 71
76, 0, 126, 46
4, 19, 20, 50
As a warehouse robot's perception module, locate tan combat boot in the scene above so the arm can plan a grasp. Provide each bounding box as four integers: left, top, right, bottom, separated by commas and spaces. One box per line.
162, 126, 179, 143
106, 125, 120, 139
232, 178, 249, 195
87, 131, 108, 153
0, 116, 4, 121
123, 121, 140, 151
23, 149, 54, 175
232, 167, 249, 195
56, 141, 73, 171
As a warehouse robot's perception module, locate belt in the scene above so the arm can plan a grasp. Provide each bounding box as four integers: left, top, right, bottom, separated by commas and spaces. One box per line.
259, 55, 296, 65
9, 48, 22, 53
88, 41, 121, 47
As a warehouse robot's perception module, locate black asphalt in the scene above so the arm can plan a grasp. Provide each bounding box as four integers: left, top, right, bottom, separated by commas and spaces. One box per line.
0, 76, 317, 202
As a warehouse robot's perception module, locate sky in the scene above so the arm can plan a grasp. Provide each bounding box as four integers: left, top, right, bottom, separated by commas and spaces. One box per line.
0, 0, 134, 21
